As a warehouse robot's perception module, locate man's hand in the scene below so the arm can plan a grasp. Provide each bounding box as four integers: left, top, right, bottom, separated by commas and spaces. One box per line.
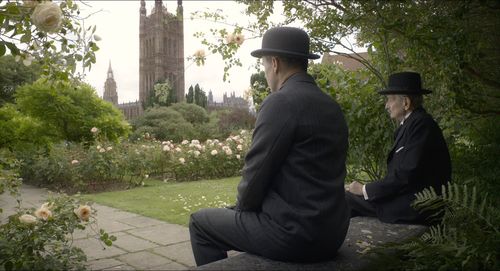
347, 181, 364, 196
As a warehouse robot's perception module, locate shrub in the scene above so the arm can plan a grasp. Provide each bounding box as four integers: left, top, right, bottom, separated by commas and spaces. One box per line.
214, 107, 256, 139
310, 64, 393, 181
0, 196, 115, 271
170, 102, 209, 125
15, 79, 130, 144
131, 106, 196, 142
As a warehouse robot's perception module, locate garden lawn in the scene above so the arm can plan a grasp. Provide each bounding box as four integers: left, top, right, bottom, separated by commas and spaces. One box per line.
82, 177, 239, 226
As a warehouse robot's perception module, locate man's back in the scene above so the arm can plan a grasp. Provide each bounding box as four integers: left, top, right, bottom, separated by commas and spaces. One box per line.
238, 72, 349, 256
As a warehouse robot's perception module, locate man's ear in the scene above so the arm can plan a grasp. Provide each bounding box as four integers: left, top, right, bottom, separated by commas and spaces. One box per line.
403, 96, 411, 110
271, 57, 279, 74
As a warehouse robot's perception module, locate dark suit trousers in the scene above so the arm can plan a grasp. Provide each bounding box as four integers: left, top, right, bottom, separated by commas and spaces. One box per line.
189, 208, 279, 266
345, 191, 377, 218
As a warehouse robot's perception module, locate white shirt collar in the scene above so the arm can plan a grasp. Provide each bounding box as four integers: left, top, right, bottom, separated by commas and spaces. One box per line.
400, 111, 412, 126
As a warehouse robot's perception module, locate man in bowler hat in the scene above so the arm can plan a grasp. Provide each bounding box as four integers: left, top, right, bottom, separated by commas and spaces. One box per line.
346, 72, 451, 224
189, 27, 350, 266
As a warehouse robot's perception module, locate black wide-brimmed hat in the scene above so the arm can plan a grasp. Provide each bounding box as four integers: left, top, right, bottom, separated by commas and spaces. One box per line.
251, 27, 320, 59
378, 72, 432, 95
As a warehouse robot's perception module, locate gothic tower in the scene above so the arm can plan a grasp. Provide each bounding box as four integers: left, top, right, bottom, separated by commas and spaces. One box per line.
103, 61, 118, 105
139, 0, 185, 106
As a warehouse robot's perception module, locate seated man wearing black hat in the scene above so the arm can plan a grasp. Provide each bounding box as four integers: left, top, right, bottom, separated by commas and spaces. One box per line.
346, 72, 451, 225
189, 27, 350, 266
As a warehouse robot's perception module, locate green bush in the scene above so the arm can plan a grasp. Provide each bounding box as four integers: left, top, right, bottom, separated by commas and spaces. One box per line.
213, 107, 256, 139
310, 64, 393, 181
170, 102, 209, 125
131, 106, 196, 142
0, 104, 54, 151
15, 79, 130, 144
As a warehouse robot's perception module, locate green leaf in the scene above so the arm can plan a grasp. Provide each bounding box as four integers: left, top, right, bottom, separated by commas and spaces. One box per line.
20, 33, 31, 43
0, 42, 5, 57
104, 239, 112, 246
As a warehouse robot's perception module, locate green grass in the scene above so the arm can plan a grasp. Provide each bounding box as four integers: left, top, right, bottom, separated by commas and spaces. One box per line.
82, 177, 240, 226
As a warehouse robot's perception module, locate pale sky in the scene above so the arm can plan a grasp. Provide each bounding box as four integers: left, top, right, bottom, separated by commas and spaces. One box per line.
82, 1, 270, 103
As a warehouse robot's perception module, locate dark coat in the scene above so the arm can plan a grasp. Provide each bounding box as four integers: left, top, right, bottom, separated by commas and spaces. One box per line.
365, 107, 451, 224
235, 73, 349, 260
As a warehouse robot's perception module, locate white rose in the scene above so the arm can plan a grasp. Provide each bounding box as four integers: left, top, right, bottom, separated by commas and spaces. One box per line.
175, 147, 181, 152
193, 49, 205, 58
236, 154, 241, 160
19, 214, 37, 224
90, 127, 99, 133
22, 55, 33, 66
194, 150, 201, 157
191, 139, 200, 145
234, 34, 245, 45
71, 159, 79, 165
74, 205, 92, 221
34, 207, 52, 220
106, 146, 113, 151
31, 2, 63, 33
237, 144, 243, 151
93, 34, 102, 41
163, 145, 171, 152
225, 33, 235, 44
211, 150, 218, 156
179, 157, 186, 164
181, 140, 189, 145
99, 148, 106, 153
225, 149, 233, 156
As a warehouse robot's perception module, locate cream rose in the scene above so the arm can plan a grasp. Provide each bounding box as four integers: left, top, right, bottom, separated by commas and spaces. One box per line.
19, 214, 37, 224
34, 207, 52, 220
90, 127, 99, 133
74, 205, 92, 221
234, 34, 245, 45
31, 2, 63, 33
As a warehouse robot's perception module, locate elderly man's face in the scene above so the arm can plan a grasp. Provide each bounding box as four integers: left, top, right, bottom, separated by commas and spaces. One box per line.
385, 95, 407, 121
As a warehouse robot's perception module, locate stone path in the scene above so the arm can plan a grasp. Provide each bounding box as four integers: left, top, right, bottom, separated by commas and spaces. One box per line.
0, 185, 198, 270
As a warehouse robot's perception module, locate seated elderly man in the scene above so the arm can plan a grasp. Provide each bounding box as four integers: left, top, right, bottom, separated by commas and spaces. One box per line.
346, 72, 451, 224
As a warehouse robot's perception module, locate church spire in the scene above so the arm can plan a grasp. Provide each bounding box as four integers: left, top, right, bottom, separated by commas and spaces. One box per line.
107, 60, 114, 79
140, 0, 146, 16
154, 0, 163, 13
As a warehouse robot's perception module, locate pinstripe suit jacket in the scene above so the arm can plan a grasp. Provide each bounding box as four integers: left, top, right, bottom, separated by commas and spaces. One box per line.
236, 73, 349, 256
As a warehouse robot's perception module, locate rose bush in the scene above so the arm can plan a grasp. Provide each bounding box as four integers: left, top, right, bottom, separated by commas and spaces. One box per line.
20, 129, 252, 192
0, 196, 115, 271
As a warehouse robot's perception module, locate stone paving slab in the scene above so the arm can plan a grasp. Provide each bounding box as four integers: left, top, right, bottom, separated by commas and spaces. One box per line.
128, 223, 191, 246
152, 241, 196, 267
86, 258, 124, 270
117, 251, 173, 269
112, 232, 160, 252
73, 238, 128, 260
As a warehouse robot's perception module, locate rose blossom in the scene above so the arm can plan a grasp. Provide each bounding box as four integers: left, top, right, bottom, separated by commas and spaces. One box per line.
71, 159, 79, 165
236, 154, 241, 160
225, 33, 235, 44
99, 148, 106, 153
193, 49, 205, 58
163, 145, 171, 152
19, 214, 37, 224
74, 205, 92, 221
179, 158, 186, 164
211, 150, 218, 156
237, 144, 243, 151
91, 127, 99, 133
234, 34, 245, 45
34, 206, 52, 220
31, 2, 62, 33
194, 150, 201, 157
106, 146, 113, 151
181, 140, 189, 145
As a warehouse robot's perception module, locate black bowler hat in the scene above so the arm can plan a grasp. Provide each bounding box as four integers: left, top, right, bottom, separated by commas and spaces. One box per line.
251, 27, 320, 59
378, 72, 432, 95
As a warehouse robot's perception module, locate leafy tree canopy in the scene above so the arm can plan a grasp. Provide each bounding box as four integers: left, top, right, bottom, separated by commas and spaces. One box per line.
0, 55, 40, 105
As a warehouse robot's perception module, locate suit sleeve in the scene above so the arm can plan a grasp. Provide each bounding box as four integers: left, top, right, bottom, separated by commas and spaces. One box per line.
236, 93, 295, 211
365, 117, 434, 201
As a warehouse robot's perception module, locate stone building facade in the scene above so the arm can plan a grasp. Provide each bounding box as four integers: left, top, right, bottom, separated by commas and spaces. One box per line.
102, 0, 184, 120
139, 0, 185, 104
207, 90, 249, 110
102, 62, 143, 119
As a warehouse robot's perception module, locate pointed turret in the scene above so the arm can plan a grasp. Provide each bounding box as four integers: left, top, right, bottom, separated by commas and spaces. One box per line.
103, 60, 118, 105
140, 0, 146, 16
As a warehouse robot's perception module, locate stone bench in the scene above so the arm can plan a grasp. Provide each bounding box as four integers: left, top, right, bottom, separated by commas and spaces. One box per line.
196, 217, 427, 270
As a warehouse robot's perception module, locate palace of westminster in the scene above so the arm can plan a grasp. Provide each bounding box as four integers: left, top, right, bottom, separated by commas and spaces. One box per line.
102, 0, 248, 120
